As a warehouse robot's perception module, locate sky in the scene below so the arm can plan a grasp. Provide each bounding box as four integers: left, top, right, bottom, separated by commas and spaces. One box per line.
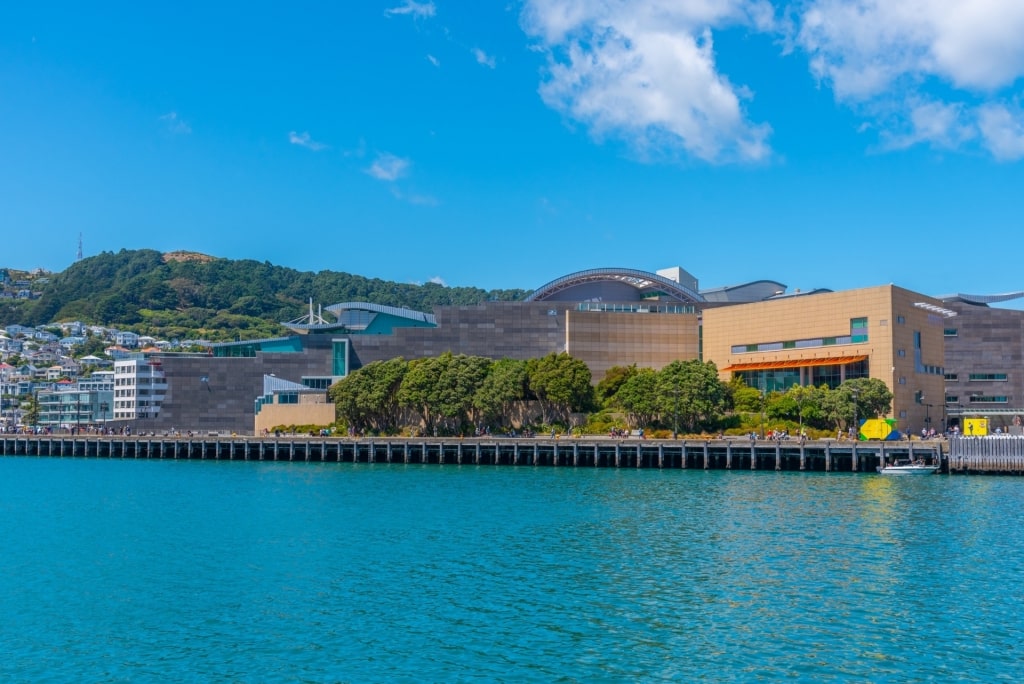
2, 1, 1024, 301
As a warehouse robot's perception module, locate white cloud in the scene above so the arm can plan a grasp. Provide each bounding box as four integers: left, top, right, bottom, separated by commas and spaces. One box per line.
519, 0, 1024, 162
977, 104, 1024, 161
288, 131, 328, 151
385, 0, 436, 18
159, 112, 191, 135
521, 0, 774, 163
877, 99, 975, 151
367, 153, 411, 181
798, 0, 1024, 98
473, 48, 496, 68
427, 54, 440, 67
428, 276, 447, 285
796, 0, 1024, 159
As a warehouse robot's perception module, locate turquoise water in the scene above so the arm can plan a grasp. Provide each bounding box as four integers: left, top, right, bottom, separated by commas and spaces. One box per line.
2, 459, 1023, 682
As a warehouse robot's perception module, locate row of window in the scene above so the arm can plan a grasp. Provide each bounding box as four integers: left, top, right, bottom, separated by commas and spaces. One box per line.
945, 395, 1010, 404
945, 373, 1008, 382
732, 318, 869, 355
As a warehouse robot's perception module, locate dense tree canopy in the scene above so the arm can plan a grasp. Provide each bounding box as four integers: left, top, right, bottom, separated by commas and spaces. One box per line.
4, 249, 530, 340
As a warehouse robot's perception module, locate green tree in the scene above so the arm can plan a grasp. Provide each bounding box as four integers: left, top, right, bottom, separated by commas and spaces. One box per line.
728, 376, 763, 412
656, 360, 728, 434
818, 379, 892, 430
23, 393, 41, 429
329, 357, 408, 433
595, 364, 637, 406
434, 353, 492, 432
611, 367, 659, 429
398, 356, 445, 434
473, 358, 528, 428
526, 352, 594, 426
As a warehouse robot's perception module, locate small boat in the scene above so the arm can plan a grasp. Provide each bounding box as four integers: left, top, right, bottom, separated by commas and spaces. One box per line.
878, 458, 939, 475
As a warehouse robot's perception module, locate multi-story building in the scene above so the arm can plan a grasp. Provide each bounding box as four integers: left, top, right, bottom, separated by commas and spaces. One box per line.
37, 388, 114, 428
702, 284, 951, 433
113, 357, 167, 421
940, 293, 1024, 432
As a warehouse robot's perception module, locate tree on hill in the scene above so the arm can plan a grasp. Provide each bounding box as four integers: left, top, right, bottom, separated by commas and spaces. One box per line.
3, 248, 531, 341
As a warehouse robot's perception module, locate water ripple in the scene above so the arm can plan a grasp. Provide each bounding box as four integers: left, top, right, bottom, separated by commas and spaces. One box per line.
2, 460, 1024, 681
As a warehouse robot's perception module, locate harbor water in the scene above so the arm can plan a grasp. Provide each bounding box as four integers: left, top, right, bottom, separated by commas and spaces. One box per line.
2, 458, 1022, 682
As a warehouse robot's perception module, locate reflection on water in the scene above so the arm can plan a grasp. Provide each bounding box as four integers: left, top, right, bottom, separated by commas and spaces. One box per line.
1, 460, 1023, 681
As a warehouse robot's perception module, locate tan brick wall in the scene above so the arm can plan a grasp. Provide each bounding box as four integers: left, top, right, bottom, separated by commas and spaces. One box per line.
255, 402, 336, 434
566, 310, 700, 382
702, 285, 946, 430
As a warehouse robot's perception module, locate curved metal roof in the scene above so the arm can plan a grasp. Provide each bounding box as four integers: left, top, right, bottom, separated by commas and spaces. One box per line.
283, 301, 436, 333
324, 302, 436, 324
525, 268, 705, 303
700, 280, 788, 303
939, 292, 1024, 306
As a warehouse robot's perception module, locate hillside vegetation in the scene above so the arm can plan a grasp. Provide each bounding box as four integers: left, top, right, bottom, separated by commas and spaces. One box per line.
1, 249, 530, 341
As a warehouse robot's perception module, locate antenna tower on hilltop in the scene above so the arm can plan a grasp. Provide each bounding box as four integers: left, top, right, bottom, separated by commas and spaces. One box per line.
76, 233, 83, 261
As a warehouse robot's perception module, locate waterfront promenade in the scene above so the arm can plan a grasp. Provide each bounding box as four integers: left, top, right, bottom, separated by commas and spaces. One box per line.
1, 434, 946, 473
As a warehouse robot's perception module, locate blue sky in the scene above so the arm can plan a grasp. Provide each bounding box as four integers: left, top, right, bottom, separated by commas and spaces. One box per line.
2, 1, 1024, 301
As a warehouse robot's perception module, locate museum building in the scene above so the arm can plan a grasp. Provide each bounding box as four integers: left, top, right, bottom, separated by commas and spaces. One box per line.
108, 266, 1017, 436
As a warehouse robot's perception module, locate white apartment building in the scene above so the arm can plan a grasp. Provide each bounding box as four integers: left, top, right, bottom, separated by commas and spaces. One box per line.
113, 357, 167, 420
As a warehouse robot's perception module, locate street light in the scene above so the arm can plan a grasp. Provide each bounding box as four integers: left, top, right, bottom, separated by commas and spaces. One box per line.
796, 386, 806, 439
759, 389, 766, 439
672, 379, 680, 440
851, 387, 860, 441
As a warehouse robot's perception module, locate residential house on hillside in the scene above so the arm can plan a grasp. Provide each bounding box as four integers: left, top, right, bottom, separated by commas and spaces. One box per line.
57, 321, 86, 336
105, 346, 132, 360
115, 331, 140, 348
27, 349, 58, 365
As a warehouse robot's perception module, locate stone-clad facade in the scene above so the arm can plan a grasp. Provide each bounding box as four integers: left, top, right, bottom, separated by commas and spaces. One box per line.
943, 300, 1024, 431
126, 300, 700, 434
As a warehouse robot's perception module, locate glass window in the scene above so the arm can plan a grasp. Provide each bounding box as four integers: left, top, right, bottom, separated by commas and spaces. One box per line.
944, 328, 958, 337
944, 373, 958, 381
969, 373, 1008, 381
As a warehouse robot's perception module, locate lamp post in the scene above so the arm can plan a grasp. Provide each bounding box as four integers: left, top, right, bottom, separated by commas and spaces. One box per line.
759, 389, 766, 439
672, 380, 680, 440
796, 387, 806, 439
851, 387, 860, 441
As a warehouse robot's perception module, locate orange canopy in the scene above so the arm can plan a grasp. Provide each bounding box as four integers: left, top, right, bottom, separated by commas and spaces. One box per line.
724, 355, 868, 372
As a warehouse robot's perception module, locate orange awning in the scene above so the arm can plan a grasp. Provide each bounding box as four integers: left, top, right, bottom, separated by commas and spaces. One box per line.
724, 355, 868, 372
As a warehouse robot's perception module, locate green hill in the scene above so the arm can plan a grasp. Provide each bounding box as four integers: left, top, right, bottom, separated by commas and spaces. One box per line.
0, 249, 530, 341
